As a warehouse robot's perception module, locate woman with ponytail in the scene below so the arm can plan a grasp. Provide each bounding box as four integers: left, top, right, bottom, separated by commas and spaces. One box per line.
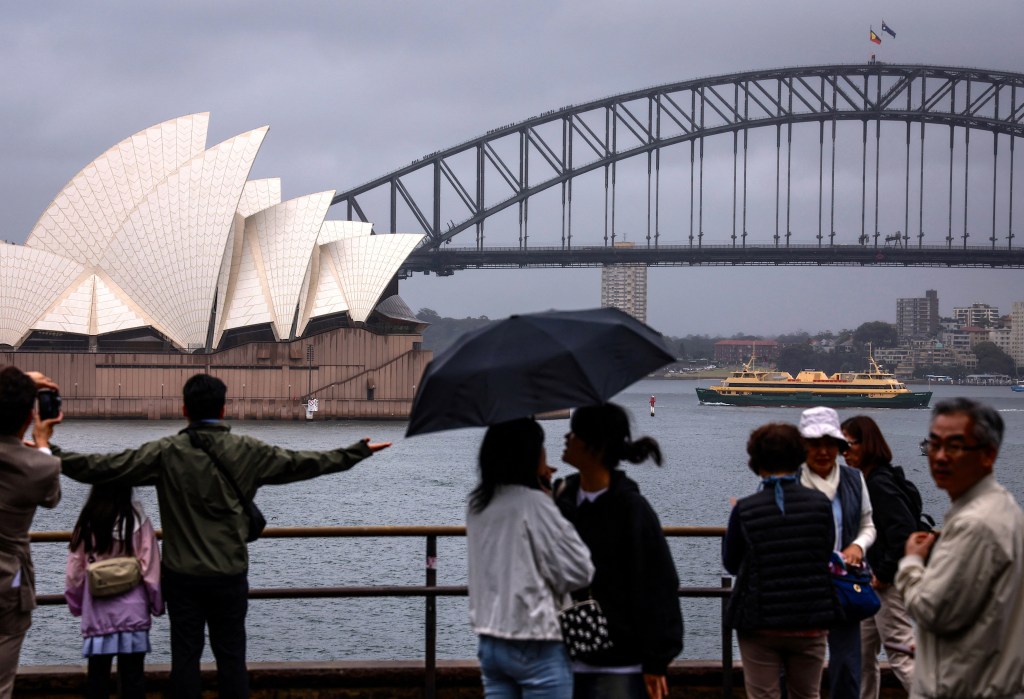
554, 403, 682, 699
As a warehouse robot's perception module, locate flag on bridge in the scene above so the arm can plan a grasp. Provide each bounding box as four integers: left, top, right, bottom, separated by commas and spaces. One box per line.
870, 28, 882, 45
881, 20, 896, 38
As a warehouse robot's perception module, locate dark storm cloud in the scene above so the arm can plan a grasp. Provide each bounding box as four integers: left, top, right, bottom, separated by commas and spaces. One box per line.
2, 0, 1022, 335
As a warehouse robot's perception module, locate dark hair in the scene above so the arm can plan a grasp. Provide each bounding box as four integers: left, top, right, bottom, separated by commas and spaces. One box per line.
0, 366, 38, 436
840, 415, 893, 468
469, 418, 545, 513
747, 423, 805, 475
932, 397, 1004, 451
570, 403, 662, 470
69, 484, 137, 556
183, 374, 227, 421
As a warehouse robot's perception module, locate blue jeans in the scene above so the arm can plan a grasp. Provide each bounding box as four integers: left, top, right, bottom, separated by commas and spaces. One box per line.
478, 636, 573, 699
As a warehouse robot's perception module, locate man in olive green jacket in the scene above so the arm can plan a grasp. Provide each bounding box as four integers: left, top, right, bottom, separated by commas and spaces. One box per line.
38, 374, 390, 699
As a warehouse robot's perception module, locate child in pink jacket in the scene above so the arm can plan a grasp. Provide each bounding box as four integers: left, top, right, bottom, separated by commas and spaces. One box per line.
65, 485, 163, 699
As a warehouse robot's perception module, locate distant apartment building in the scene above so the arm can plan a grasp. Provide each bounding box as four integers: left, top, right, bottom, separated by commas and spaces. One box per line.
953, 303, 1000, 327
876, 339, 973, 376
990, 326, 1014, 358
1010, 301, 1024, 365
600, 242, 647, 323
713, 340, 780, 366
896, 289, 939, 339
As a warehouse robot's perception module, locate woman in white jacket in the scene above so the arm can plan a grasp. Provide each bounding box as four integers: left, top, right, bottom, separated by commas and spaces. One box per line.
467, 418, 595, 698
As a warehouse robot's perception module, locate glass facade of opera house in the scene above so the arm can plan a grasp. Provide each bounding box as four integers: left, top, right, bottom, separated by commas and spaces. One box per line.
0, 113, 430, 419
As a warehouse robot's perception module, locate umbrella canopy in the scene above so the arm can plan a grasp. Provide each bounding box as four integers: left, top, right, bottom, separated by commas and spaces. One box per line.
406, 307, 675, 436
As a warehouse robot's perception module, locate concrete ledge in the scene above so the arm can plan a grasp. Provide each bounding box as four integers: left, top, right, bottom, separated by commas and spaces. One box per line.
15, 659, 908, 698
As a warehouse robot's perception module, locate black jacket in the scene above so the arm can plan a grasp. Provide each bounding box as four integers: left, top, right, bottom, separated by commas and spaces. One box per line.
554, 471, 683, 674
722, 480, 839, 631
862, 463, 918, 584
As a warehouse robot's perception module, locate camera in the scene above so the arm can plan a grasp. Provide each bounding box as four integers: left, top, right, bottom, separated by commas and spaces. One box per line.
37, 389, 62, 420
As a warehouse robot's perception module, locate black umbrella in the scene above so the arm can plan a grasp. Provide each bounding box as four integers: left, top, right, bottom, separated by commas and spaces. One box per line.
406, 307, 675, 436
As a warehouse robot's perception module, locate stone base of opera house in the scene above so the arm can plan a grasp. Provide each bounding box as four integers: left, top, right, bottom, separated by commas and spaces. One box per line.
2, 326, 431, 420
15, 660, 910, 697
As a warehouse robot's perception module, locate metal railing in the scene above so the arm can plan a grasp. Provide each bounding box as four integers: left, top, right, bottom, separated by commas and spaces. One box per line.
31, 525, 733, 698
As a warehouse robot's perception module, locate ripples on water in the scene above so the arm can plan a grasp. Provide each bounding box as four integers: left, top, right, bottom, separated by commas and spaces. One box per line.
24, 382, 1024, 665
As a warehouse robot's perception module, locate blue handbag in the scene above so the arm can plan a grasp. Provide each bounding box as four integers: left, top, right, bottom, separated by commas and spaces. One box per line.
829, 552, 881, 622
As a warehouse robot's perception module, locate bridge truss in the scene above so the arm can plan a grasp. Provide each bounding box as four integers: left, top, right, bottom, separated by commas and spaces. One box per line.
331, 64, 1024, 272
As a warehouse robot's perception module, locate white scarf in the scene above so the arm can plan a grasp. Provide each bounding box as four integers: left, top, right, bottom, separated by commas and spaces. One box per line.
800, 462, 840, 501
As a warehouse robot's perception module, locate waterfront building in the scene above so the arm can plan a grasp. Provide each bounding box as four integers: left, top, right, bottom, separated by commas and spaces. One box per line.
952, 303, 1000, 328
872, 346, 912, 376
0, 113, 431, 419
713, 339, 780, 366
600, 242, 647, 323
896, 289, 939, 339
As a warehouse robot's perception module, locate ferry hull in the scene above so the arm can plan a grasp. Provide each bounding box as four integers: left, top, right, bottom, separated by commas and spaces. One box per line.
695, 388, 932, 409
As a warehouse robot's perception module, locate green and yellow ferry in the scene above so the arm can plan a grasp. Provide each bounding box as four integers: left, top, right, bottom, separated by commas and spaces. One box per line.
695, 352, 931, 408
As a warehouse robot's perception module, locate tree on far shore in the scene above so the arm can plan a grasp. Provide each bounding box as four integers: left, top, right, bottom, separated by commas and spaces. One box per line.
973, 342, 1016, 376
853, 321, 898, 348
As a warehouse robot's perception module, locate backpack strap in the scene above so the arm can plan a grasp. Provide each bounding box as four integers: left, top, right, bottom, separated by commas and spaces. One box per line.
181, 428, 253, 515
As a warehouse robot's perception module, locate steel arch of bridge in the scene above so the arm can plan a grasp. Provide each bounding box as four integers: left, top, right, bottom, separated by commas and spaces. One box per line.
331, 64, 1024, 271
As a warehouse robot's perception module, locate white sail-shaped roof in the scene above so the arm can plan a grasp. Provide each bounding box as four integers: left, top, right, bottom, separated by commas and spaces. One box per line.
317, 219, 373, 244
293, 220, 375, 335
25, 114, 209, 267
249, 191, 335, 339
2, 114, 426, 351
295, 247, 349, 336
218, 226, 275, 334
215, 180, 281, 320
91, 274, 153, 335
325, 233, 424, 323
98, 127, 268, 348
218, 190, 334, 341
33, 274, 96, 335
35, 272, 162, 337
236, 178, 282, 218
0, 245, 86, 346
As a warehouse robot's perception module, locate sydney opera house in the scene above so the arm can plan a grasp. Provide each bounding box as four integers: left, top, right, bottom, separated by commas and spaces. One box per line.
0, 113, 431, 419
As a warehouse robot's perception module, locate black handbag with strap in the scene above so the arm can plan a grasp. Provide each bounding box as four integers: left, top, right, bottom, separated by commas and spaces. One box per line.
183, 429, 267, 542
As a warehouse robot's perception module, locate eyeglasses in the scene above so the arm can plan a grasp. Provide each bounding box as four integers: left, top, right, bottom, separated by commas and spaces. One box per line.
919, 438, 985, 458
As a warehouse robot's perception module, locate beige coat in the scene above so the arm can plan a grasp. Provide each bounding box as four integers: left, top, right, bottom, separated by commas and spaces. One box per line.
0, 435, 61, 635
896, 475, 1024, 699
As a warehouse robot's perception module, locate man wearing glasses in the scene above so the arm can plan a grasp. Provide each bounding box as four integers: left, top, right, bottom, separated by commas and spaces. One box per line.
895, 398, 1024, 699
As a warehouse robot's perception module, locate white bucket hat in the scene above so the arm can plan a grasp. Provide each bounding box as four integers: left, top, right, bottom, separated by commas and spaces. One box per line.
799, 406, 847, 444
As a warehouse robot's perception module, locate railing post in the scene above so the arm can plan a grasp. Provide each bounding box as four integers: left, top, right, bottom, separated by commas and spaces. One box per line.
721, 575, 733, 699
425, 534, 437, 699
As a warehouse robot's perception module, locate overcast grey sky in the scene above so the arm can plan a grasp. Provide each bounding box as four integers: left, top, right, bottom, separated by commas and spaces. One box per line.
3, 1, 1022, 337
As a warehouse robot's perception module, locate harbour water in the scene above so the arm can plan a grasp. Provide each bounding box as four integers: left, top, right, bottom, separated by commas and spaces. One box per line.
22, 380, 1024, 666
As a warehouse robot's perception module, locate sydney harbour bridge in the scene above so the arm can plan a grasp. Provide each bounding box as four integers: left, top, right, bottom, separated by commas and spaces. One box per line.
330, 64, 1024, 274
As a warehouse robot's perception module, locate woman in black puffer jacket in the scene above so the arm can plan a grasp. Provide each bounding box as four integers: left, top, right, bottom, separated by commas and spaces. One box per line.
723, 423, 840, 699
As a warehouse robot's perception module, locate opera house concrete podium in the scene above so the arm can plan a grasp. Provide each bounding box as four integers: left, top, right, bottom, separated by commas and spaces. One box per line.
0, 113, 431, 419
